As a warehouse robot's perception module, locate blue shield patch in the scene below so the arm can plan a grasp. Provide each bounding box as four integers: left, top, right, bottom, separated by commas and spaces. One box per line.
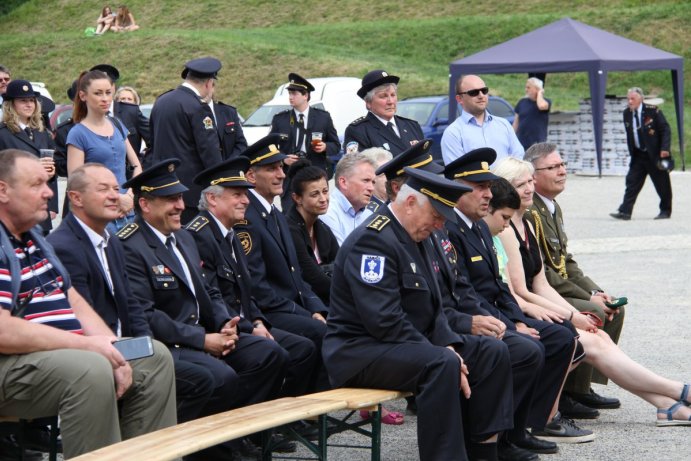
360, 255, 385, 284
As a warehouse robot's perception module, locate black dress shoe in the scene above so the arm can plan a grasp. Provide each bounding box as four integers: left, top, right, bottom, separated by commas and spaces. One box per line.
559, 394, 600, 419
498, 440, 539, 461
568, 388, 621, 409
609, 211, 631, 221
271, 434, 297, 453
510, 431, 558, 454
654, 212, 671, 219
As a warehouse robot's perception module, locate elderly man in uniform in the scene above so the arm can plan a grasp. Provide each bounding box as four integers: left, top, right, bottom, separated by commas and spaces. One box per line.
441, 75, 524, 166
343, 70, 423, 156
149, 57, 224, 224
184, 156, 318, 398
117, 159, 290, 460
610, 87, 673, 220
324, 167, 513, 461
0, 149, 176, 459
525, 142, 624, 415
443, 148, 594, 447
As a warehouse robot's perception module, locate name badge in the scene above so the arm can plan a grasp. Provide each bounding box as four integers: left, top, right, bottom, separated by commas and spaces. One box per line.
471, 255, 483, 262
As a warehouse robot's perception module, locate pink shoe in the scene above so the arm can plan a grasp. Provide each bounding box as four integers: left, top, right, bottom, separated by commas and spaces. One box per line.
359, 408, 405, 425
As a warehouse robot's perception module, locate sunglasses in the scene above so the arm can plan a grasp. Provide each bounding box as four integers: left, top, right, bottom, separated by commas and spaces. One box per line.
0, 78, 10, 83
458, 87, 489, 97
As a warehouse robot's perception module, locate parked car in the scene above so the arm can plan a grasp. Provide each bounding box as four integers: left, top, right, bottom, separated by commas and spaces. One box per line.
242, 77, 366, 163
396, 95, 515, 160
50, 104, 73, 130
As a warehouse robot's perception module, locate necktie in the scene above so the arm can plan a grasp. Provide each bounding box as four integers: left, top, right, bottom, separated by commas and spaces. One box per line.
296, 113, 306, 152
387, 121, 399, 138
24, 127, 33, 141
225, 233, 237, 263
633, 111, 641, 149
472, 223, 487, 249
165, 236, 185, 275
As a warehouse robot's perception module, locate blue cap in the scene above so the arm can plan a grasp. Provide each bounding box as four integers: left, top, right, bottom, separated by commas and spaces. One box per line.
287, 73, 315, 92
194, 156, 254, 189
181, 57, 222, 79
3, 80, 40, 100
404, 167, 471, 222
443, 148, 499, 183
357, 69, 399, 99
241, 133, 288, 167
123, 159, 189, 196
375, 139, 443, 180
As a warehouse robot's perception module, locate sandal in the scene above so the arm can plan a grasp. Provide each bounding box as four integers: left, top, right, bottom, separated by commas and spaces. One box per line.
359, 408, 405, 425
680, 383, 690, 406
656, 401, 691, 427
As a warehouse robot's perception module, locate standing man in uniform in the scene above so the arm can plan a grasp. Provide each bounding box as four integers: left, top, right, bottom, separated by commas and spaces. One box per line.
343, 70, 423, 156
513, 77, 551, 150
610, 87, 673, 220
149, 57, 223, 224
324, 167, 514, 461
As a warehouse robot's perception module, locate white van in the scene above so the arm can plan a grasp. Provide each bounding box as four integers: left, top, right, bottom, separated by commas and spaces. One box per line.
242, 77, 366, 152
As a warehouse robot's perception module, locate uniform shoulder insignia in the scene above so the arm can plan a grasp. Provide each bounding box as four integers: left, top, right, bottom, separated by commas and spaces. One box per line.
367, 215, 390, 232
116, 223, 139, 240
366, 201, 380, 213
185, 216, 209, 232
276, 108, 291, 115
350, 116, 367, 126
647, 104, 658, 110
233, 219, 248, 227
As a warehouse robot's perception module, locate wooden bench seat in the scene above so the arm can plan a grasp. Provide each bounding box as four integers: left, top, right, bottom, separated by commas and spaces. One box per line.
299, 388, 412, 411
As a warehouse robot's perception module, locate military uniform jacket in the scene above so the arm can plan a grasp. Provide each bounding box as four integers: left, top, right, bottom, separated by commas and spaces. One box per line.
270, 107, 339, 171
343, 112, 424, 156
149, 85, 222, 208
234, 193, 328, 317
118, 216, 230, 350
215, 101, 247, 159
47, 213, 151, 337
623, 103, 671, 162
114, 100, 151, 155
445, 218, 527, 326
323, 209, 463, 387
184, 211, 267, 334
525, 194, 599, 301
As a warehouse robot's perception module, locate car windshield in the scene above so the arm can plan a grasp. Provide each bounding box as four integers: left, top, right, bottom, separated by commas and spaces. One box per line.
243, 105, 290, 126
396, 102, 436, 125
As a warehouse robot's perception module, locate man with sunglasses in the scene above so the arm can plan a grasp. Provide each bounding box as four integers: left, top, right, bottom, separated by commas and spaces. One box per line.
441, 75, 524, 166
524, 142, 625, 416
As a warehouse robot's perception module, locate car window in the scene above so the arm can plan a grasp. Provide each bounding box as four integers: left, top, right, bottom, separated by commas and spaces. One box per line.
435, 101, 449, 123
396, 102, 436, 125
488, 98, 514, 118
243, 105, 290, 126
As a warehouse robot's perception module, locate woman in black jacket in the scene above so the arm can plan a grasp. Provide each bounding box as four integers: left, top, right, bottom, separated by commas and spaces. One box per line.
0, 80, 58, 233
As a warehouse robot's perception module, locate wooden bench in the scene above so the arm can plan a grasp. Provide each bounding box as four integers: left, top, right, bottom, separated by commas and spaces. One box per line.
72, 388, 412, 461
0, 415, 59, 461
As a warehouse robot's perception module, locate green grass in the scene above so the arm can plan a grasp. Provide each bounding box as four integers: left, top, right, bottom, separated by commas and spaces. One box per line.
1, 0, 689, 160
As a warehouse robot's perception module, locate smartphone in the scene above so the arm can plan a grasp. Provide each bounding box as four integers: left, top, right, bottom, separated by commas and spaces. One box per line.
113, 336, 154, 361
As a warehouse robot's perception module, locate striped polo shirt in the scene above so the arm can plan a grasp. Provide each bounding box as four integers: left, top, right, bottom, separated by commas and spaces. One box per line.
0, 231, 82, 333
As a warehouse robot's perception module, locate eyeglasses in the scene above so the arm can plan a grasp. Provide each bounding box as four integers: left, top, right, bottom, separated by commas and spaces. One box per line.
458, 87, 489, 97
0, 78, 10, 83
535, 162, 567, 172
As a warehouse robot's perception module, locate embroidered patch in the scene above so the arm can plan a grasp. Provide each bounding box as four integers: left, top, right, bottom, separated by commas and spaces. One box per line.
367, 215, 390, 232
202, 116, 214, 130
346, 141, 359, 154
237, 232, 252, 255
361, 255, 385, 284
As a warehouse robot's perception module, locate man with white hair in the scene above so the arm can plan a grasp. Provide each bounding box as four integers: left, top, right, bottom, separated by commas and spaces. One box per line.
343, 70, 423, 156
513, 77, 552, 150
361, 147, 392, 212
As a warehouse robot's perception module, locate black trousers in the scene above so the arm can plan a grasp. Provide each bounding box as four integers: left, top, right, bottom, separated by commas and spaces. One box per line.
619, 149, 672, 216
271, 327, 319, 396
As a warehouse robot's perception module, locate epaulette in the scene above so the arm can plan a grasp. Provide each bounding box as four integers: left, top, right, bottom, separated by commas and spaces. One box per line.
647, 104, 658, 110
216, 101, 237, 110
185, 216, 209, 232
349, 116, 367, 126
367, 215, 390, 232
116, 223, 139, 240
233, 219, 249, 227
366, 201, 380, 213
276, 108, 291, 115
158, 88, 174, 98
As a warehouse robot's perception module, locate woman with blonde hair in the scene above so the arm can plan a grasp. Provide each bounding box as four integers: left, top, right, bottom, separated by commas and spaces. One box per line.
489, 157, 691, 428
115, 86, 140, 105
113, 5, 140, 32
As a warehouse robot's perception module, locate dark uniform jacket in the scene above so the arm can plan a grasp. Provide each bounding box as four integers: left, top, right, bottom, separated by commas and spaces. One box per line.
53, 118, 74, 177
270, 107, 339, 171
234, 193, 328, 317
214, 101, 247, 159
149, 86, 223, 209
445, 217, 527, 327
47, 213, 151, 337
343, 112, 424, 156
623, 103, 671, 161
0, 123, 59, 229
117, 216, 230, 350
525, 194, 600, 301
286, 206, 340, 305
323, 209, 463, 387
184, 211, 267, 334
114, 100, 151, 156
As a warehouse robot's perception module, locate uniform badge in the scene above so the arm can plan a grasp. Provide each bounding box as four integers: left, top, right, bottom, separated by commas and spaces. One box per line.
410, 263, 416, 273
237, 232, 252, 255
361, 255, 385, 284
383, 143, 390, 151
648, 129, 655, 136
346, 141, 359, 155
471, 255, 483, 262
152, 265, 171, 275
202, 116, 214, 130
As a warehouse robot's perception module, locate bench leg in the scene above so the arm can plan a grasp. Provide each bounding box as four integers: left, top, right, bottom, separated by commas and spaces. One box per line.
48, 417, 59, 461
260, 429, 273, 461
371, 405, 381, 461
317, 415, 328, 461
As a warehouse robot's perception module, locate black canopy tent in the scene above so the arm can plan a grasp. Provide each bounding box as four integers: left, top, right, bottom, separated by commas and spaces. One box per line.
448, 17, 685, 172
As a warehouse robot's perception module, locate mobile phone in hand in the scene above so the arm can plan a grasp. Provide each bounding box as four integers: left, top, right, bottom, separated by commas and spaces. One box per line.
113, 336, 154, 361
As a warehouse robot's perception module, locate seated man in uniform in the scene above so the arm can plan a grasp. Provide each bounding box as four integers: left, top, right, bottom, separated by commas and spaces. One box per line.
185, 156, 318, 398
117, 159, 290, 460
0, 149, 176, 459
324, 167, 514, 461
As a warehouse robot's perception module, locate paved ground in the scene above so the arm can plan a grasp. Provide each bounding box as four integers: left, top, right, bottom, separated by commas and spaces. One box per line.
43, 172, 690, 460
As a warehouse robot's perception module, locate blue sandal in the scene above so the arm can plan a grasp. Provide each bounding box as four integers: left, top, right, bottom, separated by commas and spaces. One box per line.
680, 383, 690, 406
656, 401, 691, 427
